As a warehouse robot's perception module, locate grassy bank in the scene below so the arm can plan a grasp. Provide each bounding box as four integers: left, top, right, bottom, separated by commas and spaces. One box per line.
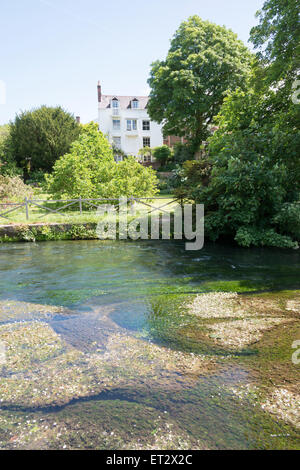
0, 193, 176, 225
0, 194, 179, 243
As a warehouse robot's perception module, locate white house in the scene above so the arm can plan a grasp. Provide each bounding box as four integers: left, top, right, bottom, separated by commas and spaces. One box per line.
97, 82, 163, 161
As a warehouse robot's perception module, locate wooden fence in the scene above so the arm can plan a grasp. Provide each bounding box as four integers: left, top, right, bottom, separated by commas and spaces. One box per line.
0, 196, 177, 222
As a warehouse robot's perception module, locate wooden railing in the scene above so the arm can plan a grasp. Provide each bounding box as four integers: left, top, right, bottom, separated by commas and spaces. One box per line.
0, 196, 177, 222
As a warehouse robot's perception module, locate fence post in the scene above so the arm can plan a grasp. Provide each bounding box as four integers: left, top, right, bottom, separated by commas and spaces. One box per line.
25, 197, 29, 221
79, 196, 82, 215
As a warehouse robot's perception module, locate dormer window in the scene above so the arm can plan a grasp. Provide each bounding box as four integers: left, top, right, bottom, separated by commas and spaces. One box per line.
111, 98, 119, 108
132, 98, 139, 109
111, 97, 120, 116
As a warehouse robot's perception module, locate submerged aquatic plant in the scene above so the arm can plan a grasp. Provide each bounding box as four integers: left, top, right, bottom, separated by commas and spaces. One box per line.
186, 292, 240, 318
207, 318, 294, 349
262, 388, 300, 429
0, 300, 69, 323
0, 320, 216, 409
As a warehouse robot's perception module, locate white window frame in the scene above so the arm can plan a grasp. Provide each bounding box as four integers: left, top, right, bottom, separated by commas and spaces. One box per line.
142, 120, 150, 131
143, 137, 151, 147
111, 98, 119, 108
113, 136, 121, 148
126, 119, 137, 131
132, 99, 139, 109
113, 119, 121, 130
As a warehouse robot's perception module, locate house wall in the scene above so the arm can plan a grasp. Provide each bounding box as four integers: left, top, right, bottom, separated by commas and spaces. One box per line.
98, 105, 163, 157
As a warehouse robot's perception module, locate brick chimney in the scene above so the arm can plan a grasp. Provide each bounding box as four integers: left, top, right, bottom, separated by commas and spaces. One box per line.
76, 116, 80, 124
97, 81, 102, 103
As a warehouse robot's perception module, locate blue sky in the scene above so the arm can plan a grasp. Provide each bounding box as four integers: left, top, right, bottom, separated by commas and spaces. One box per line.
0, 0, 264, 125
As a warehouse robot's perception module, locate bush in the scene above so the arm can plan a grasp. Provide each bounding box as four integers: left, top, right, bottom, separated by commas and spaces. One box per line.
0, 158, 22, 178
3, 224, 98, 243
181, 160, 212, 187
47, 123, 158, 199
235, 227, 298, 249
177, 149, 300, 247
272, 202, 300, 240
105, 156, 158, 198
152, 145, 173, 166
27, 170, 46, 186
0, 175, 33, 202
157, 162, 177, 172
157, 177, 177, 195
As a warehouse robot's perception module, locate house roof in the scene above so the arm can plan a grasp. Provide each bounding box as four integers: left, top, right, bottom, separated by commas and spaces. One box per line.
99, 95, 149, 109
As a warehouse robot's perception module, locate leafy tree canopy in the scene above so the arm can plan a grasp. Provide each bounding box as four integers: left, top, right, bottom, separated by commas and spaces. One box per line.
9, 106, 80, 173
171, 5, 300, 248
0, 124, 21, 176
173, 142, 195, 163
0, 124, 9, 142
250, 0, 300, 88
105, 156, 158, 199
147, 16, 252, 152
47, 123, 158, 199
209, 88, 300, 190
175, 83, 300, 248
0, 124, 9, 168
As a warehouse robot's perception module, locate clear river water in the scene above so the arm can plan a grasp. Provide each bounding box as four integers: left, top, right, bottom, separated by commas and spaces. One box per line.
0, 240, 299, 449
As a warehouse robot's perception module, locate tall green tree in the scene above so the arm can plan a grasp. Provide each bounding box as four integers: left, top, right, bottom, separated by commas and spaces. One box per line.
47, 122, 115, 198
47, 123, 158, 199
0, 124, 21, 176
208, 87, 300, 191
173, 5, 300, 248
0, 124, 9, 142
147, 16, 252, 152
250, 0, 300, 89
0, 125, 10, 168
10, 106, 80, 173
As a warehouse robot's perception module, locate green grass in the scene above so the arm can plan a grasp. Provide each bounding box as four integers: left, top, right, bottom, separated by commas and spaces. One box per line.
0, 193, 177, 225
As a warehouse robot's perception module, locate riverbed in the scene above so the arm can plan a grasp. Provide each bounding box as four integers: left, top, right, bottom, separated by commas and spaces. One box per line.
0, 240, 299, 449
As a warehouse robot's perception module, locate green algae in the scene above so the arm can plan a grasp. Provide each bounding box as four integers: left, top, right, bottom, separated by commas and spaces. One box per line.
183, 289, 300, 435
200, 280, 300, 293
0, 322, 65, 372
0, 400, 206, 450
0, 321, 216, 410
0, 290, 298, 450
44, 288, 108, 306
0, 240, 299, 449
